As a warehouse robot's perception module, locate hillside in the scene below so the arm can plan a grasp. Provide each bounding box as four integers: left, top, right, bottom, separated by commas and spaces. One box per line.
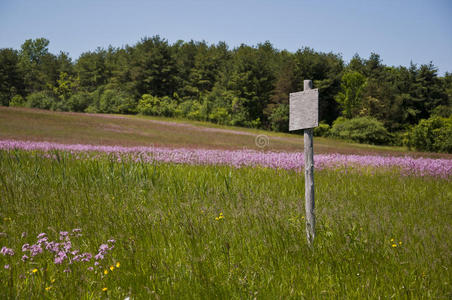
1, 106, 451, 159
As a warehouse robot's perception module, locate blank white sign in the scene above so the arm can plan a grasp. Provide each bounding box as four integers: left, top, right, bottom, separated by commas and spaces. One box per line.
289, 89, 319, 131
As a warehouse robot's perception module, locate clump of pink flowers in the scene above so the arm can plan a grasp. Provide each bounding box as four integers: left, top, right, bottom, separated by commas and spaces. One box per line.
94, 241, 114, 261
1, 246, 14, 256
1, 229, 115, 272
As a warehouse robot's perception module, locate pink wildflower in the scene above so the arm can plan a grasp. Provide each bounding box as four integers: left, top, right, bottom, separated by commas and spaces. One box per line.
1, 247, 14, 256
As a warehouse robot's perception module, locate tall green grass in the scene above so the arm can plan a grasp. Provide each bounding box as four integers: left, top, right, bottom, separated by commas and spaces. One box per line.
0, 150, 451, 299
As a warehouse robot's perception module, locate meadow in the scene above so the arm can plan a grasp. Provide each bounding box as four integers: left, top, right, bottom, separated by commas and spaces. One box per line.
0, 107, 451, 299
0, 146, 451, 299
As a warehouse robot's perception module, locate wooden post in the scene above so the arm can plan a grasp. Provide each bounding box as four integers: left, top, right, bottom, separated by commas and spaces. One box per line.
289, 79, 318, 245
304, 80, 315, 245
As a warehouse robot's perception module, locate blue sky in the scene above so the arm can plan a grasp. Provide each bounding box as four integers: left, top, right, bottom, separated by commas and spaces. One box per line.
1, 0, 451, 74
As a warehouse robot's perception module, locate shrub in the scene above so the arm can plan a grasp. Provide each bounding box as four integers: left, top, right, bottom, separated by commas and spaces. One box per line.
431, 105, 452, 118
314, 122, 330, 137
25, 91, 55, 110
9, 95, 25, 107
268, 104, 289, 132
99, 89, 136, 114
84, 86, 105, 113
176, 100, 195, 118
208, 107, 230, 125
406, 116, 452, 153
186, 101, 203, 121
229, 111, 248, 127
137, 94, 177, 117
137, 94, 159, 115
66, 92, 93, 112
159, 96, 178, 117
230, 97, 253, 127
330, 116, 392, 145
391, 131, 409, 147
248, 118, 261, 129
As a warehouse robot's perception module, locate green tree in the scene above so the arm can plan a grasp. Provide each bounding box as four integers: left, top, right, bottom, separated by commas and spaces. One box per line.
335, 71, 367, 118
172, 40, 201, 99
0, 48, 23, 105
443, 72, 452, 104
348, 54, 365, 74
188, 41, 230, 98
18, 38, 55, 94
225, 42, 277, 126
129, 36, 178, 98
293, 47, 343, 124
75, 49, 107, 92
414, 63, 448, 118
56, 51, 74, 76
265, 51, 295, 123
52, 72, 79, 111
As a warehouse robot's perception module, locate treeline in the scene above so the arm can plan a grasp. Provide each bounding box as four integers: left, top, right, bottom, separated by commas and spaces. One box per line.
1, 37, 451, 152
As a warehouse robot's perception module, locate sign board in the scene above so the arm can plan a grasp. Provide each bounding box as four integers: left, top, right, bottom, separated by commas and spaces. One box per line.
288, 80, 318, 245
289, 89, 319, 131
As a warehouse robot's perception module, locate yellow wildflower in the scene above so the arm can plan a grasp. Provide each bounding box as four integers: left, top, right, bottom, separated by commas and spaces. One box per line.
32, 269, 38, 274
392, 244, 397, 248
102, 287, 108, 292
109, 266, 114, 271
399, 241, 402, 245
216, 212, 225, 221
390, 238, 394, 242
104, 269, 108, 275
45, 286, 51, 291
116, 262, 120, 268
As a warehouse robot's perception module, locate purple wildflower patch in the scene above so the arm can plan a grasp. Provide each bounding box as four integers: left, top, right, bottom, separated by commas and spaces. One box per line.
1, 246, 14, 256
0, 139, 451, 178
3, 229, 116, 275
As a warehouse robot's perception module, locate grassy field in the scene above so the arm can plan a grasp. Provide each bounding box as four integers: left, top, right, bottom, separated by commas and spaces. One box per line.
1, 107, 451, 298
2, 106, 451, 158
0, 150, 451, 299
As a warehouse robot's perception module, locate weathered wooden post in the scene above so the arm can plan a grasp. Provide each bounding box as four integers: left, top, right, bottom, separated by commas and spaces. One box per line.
289, 80, 318, 245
